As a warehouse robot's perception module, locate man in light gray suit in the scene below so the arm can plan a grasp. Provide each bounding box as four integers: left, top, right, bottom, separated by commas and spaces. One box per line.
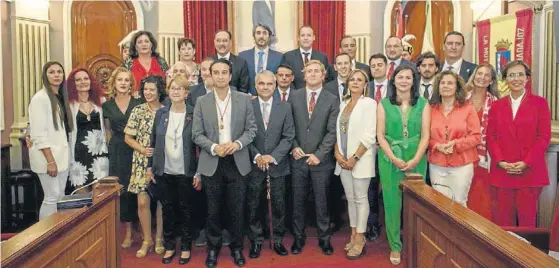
288, 60, 339, 256
192, 58, 257, 268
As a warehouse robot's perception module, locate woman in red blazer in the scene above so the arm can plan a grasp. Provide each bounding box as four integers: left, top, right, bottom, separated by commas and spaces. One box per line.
486, 60, 551, 227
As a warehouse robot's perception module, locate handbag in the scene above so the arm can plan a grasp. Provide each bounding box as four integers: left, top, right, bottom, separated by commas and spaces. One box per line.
145, 181, 161, 201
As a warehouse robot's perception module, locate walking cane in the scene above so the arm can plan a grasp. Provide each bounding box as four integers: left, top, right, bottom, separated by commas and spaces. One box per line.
266, 167, 275, 260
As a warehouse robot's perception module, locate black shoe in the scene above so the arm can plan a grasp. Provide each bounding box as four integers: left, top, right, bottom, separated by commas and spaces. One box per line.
222, 230, 231, 246
162, 251, 176, 264
248, 243, 262, 259
231, 250, 246, 267
291, 238, 305, 255
329, 222, 342, 233
319, 240, 334, 255
205, 250, 219, 268
273, 242, 288, 256
178, 251, 191, 265
194, 229, 207, 247
365, 224, 381, 241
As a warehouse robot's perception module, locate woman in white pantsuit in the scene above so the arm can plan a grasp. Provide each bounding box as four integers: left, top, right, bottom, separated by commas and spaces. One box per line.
28, 61, 73, 219
334, 69, 377, 260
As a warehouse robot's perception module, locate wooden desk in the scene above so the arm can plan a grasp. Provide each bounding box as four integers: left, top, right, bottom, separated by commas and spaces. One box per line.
1, 144, 12, 231
401, 179, 559, 268
1, 183, 121, 268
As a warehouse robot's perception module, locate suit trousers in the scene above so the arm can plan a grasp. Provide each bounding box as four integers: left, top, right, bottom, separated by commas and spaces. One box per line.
203, 156, 247, 251
493, 187, 542, 227
367, 155, 381, 226
38, 170, 69, 220
156, 173, 194, 251
246, 170, 286, 244
291, 162, 332, 241
339, 169, 371, 233
430, 163, 474, 206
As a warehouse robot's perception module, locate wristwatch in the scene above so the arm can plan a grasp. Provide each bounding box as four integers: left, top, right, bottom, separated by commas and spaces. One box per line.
352, 154, 360, 161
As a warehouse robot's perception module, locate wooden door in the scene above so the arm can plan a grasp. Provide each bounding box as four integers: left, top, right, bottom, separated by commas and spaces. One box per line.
71, 1, 136, 91
390, 1, 454, 61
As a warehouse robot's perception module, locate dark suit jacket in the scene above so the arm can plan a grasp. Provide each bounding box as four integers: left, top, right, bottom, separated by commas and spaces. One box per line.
288, 88, 339, 170
323, 80, 345, 103
212, 53, 250, 93
149, 104, 197, 177
188, 83, 209, 107
367, 80, 391, 100
459, 60, 477, 83
273, 88, 293, 102
280, 49, 334, 89
249, 97, 295, 177
239, 48, 283, 95
355, 61, 372, 79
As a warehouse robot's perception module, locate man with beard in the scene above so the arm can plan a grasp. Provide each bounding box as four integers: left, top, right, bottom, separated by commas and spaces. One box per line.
339, 35, 371, 78
442, 31, 477, 82
239, 23, 283, 95
416, 52, 440, 103
384, 36, 416, 79
212, 30, 250, 93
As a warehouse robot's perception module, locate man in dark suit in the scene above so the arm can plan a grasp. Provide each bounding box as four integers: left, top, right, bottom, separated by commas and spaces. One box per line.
273, 64, 295, 102
385, 36, 417, 79
280, 25, 334, 89
288, 60, 339, 256
416, 51, 440, 103
339, 35, 371, 78
252, 0, 276, 46
189, 57, 214, 107
442, 31, 477, 83
246, 70, 295, 258
324, 53, 351, 103
368, 53, 390, 102
192, 59, 257, 268
239, 23, 283, 95
212, 30, 250, 93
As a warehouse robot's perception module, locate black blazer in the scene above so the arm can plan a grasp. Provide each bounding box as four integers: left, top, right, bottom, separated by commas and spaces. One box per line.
149, 104, 197, 177
188, 83, 209, 107
212, 53, 250, 93
355, 61, 372, 79
368, 80, 392, 100
280, 49, 334, 89
323, 80, 345, 104
248, 97, 295, 177
459, 60, 477, 83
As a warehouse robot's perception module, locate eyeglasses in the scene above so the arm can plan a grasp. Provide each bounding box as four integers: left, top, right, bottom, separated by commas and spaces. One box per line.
506, 72, 526, 80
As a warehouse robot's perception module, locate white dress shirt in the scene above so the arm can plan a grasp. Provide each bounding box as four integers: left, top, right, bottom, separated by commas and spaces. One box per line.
300, 47, 313, 62
510, 89, 526, 119
373, 79, 388, 99
210, 88, 243, 155
217, 52, 231, 61
253, 96, 277, 164
443, 58, 463, 74
254, 47, 269, 72
164, 111, 186, 175
420, 79, 434, 99
306, 87, 322, 117
388, 58, 402, 68
337, 77, 346, 101
278, 87, 291, 101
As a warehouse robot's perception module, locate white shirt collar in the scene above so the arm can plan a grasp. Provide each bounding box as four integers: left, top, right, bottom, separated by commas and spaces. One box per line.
421, 79, 433, 86
337, 77, 346, 86
300, 47, 313, 56
214, 87, 232, 103
444, 58, 463, 72
510, 89, 526, 103
255, 46, 269, 55
389, 57, 402, 66
258, 96, 273, 106
218, 52, 231, 61
306, 87, 322, 99
375, 79, 387, 87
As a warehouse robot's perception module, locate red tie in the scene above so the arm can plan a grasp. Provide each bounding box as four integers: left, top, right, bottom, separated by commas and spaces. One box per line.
387, 62, 396, 80
282, 92, 287, 102
308, 92, 317, 118
375, 84, 383, 102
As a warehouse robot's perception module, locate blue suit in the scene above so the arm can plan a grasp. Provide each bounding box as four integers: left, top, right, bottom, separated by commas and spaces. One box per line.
239, 47, 283, 95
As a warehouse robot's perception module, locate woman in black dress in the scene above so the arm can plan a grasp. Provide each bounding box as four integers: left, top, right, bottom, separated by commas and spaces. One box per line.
66, 68, 108, 193
103, 67, 144, 248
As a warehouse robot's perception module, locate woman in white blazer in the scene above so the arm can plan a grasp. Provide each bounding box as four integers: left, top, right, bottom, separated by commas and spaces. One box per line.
334, 69, 377, 260
28, 62, 74, 219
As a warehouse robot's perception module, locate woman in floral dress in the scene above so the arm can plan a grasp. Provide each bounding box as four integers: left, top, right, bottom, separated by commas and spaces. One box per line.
125, 75, 166, 258
66, 68, 108, 193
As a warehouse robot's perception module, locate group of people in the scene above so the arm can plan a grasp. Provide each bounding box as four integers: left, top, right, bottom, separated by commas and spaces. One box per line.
27, 23, 551, 268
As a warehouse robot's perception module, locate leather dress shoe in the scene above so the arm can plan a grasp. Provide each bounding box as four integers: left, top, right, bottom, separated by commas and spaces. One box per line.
248, 243, 262, 258
366, 224, 381, 241
231, 250, 246, 267
291, 238, 305, 254
205, 250, 219, 268
319, 240, 334, 255
273, 242, 288, 256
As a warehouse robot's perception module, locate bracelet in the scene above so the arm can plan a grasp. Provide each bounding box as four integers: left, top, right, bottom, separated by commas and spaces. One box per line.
47, 161, 56, 165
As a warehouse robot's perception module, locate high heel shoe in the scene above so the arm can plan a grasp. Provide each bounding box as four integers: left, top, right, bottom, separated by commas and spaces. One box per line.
178, 251, 191, 265
390, 251, 401, 265
155, 238, 165, 254
136, 240, 154, 258
344, 235, 355, 253
346, 236, 366, 260
121, 236, 133, 249
162, 250, 176, 264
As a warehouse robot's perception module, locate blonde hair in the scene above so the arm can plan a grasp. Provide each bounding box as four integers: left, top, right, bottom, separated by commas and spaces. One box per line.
303, 59, 326, 73
342, 69, 370, 101
106, 67, 135, 97
167, 75, 190, 92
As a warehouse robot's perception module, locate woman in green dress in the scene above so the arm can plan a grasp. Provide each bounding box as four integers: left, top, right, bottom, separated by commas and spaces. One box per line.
376, 65, 430, 265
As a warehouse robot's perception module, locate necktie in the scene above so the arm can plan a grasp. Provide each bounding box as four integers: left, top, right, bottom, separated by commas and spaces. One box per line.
387, 62, 396, 80
375, 84, 383, 102
308, 92, 317, 118
341, 83, 347, 96
423, 84, 431, 99
281, 92, 287, 102
257, 51, 264, 73
262, 102, 269, 130
447, 65, 454, 72
302, 52, 310, 64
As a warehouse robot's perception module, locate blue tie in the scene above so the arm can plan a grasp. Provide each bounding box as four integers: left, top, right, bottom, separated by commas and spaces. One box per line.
257, 51, 264, 73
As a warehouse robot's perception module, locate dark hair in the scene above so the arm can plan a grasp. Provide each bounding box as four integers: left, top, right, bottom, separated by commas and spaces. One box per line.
339, 35, 356, 47
41, 61, 73, 132
501, 60, 531, 80
276, 64, 293, 74
388, 65, 420, 106
416, 52, 440, 70
369, 53, 387, 65
215, 29, 232, 40
129, 31, 160, 59
430, 70, 468, 106
210, 58, 232, 74
252, 23, 272, 37
334, 53, 351, 63
139, 75, 166, 102
67, 68, 103, 106
444, 31, 465, 45
466, 63, 499, 98
177, 38, 196, 50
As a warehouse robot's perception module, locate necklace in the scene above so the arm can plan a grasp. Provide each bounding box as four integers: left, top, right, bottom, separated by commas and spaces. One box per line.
170, 112, 185, 149
79, 101, 93, 121
215, 93, 231, 131
398, 105, 410, 137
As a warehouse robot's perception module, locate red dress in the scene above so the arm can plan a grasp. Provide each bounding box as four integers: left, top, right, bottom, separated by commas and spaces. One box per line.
130, 57, 165, 93
467, 106, 492, 220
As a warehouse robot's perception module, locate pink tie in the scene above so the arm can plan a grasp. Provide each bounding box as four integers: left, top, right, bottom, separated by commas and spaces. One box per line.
375, 84, 383, 102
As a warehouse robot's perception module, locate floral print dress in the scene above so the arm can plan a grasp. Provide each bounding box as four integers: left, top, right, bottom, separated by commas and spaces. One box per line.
124, 103, 157, 193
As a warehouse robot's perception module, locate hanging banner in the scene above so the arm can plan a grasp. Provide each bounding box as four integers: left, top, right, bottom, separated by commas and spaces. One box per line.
477, 8, 533, 97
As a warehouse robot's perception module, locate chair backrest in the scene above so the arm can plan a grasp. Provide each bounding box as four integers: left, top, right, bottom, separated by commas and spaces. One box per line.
549, 189, 559, 251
